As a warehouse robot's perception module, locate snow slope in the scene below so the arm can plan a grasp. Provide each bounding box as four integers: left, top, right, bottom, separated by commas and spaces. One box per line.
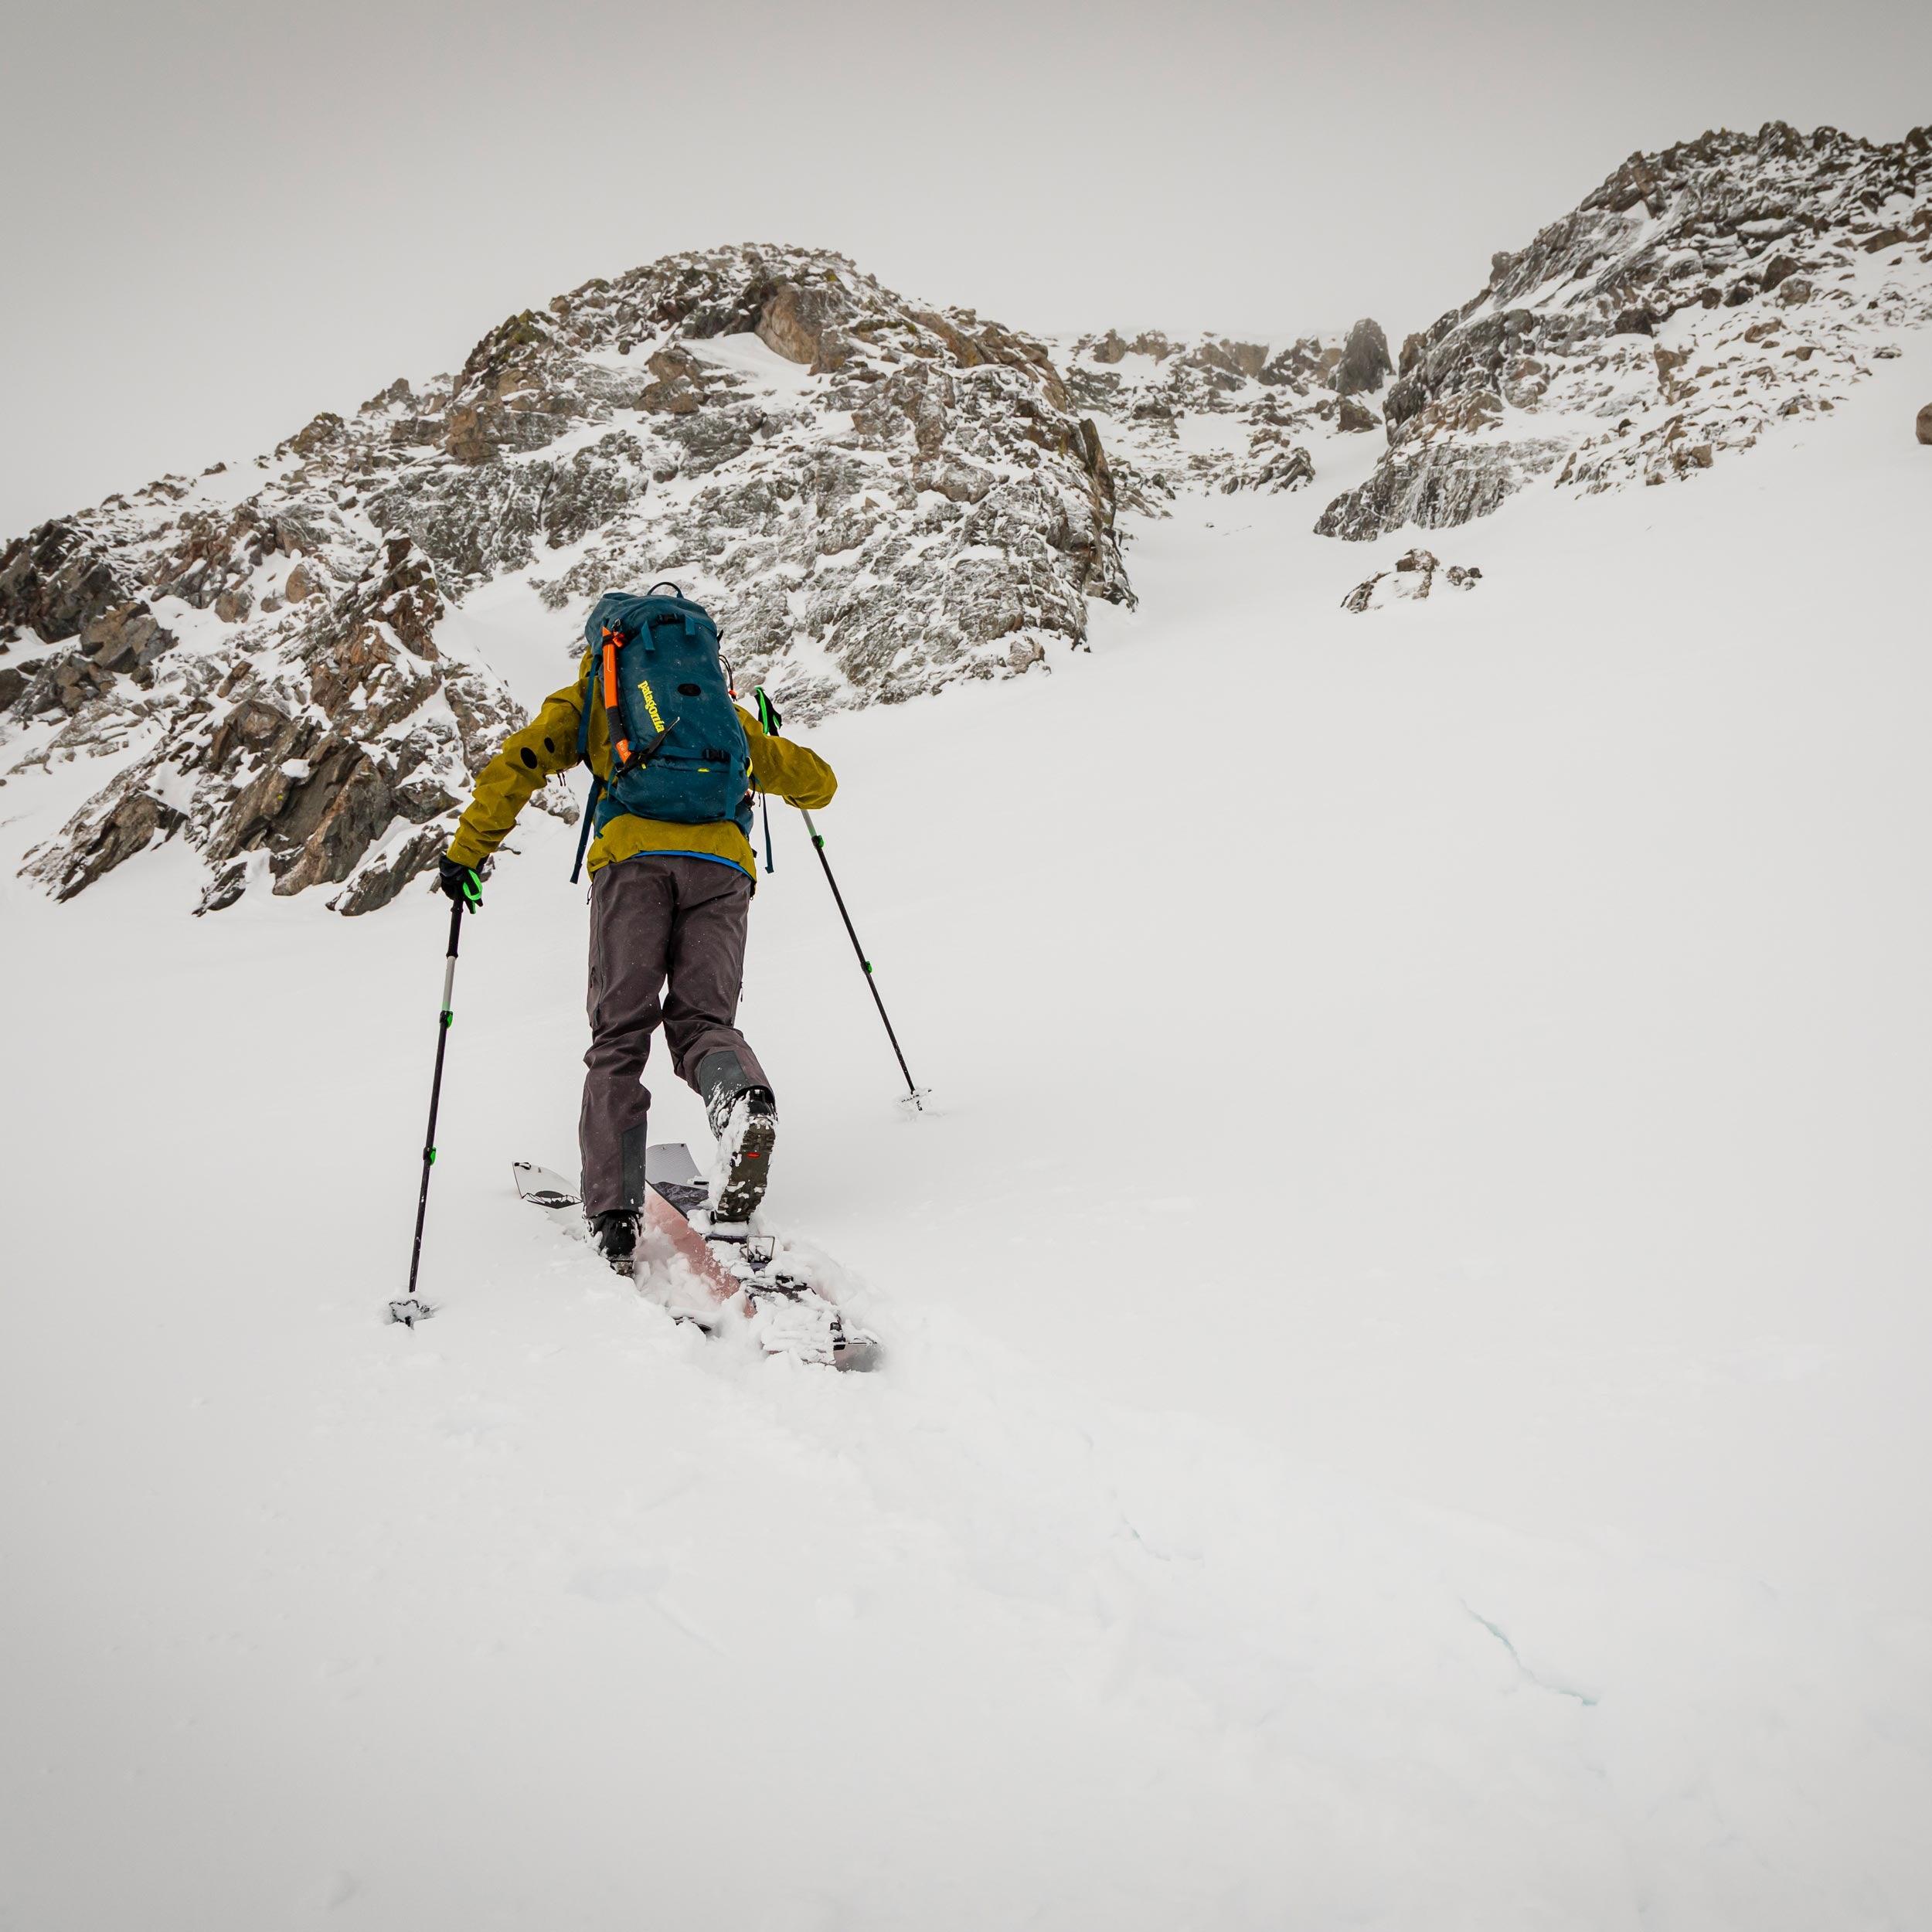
3, 339, 1930, 1928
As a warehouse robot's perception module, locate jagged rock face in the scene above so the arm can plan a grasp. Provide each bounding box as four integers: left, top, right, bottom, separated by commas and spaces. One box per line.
2, 244, 1131, 912
1334, 319, 1393, 396
1342, 549, 1481, 612
9, 529, 536, 916
484, 250, 1131, 716
0, 521, 134, 645
1318, 121, 1932, 540
1053, 328, 1371, 510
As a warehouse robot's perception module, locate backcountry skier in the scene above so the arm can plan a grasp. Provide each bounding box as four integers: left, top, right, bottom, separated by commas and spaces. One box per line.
436, 585, 836, 1271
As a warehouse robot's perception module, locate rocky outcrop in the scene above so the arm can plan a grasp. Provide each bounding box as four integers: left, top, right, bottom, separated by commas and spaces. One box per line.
1334, 319, 1393, 396
5, 244, 1131, 913
16, 532, 536, 915
1053, 328, 1375, 508
1319, 122, 1932, 540
0, 521, 133, 644
1342, 549, 1481, 612
504, 255, 1131, 714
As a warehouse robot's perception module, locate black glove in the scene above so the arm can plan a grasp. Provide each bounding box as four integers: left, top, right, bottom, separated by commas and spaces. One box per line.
437, 855, 484, 910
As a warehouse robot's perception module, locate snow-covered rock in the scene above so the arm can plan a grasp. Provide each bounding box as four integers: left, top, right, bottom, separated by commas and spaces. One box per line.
1341, 547, 1481, 612
1052, 325, 1376, 509
1, 246, 1131, 913
1317, 121, 1932, 540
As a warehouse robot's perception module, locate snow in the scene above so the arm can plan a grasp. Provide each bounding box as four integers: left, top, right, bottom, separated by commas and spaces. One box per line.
4, 342, 1932, 1928
684, 330, 821, 395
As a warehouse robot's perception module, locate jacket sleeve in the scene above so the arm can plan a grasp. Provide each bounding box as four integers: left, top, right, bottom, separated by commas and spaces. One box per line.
738, 705, 838, 810
447, 679, 586, 868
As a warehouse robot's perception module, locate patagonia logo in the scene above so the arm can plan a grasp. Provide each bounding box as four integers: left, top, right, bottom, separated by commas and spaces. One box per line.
635, 678, 668, 734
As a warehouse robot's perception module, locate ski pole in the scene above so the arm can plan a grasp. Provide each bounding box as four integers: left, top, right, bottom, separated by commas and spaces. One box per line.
799, 808, 927, 1110
390, 896, 467, 1325
752, 685, 778, 876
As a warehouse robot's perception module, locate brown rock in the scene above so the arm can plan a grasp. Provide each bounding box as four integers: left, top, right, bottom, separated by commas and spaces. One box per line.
206, 696, 295, 775
26, 650, 113, 714
281, 412, 345, 458
213, 587, 253, 624
270, 750, 395, 895
284, 563, 319, 603
330, 826, 448, 916
52, 790, 185, 899
1917, 403, 1932, 445
444, 404, 491, 464
1199, 340, 1270, 381
80, 598, 173, 672
1337, 396, 1379, 434
756, 282, 849, 373
638, 346, 706, 415
0, 519, 130, 644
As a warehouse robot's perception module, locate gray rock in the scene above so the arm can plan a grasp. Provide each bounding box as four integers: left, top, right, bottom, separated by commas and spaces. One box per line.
1342, 548, 1483, 612
49, 790, 185, 899
80, 600, 174, 674
0, 520, 131, 643
330, 828, 450, 915
1316, 439, 1565, 540
1334, 319, 1393, 396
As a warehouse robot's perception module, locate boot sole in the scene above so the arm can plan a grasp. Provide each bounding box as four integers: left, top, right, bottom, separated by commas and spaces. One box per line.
713, 1114, 777, 1222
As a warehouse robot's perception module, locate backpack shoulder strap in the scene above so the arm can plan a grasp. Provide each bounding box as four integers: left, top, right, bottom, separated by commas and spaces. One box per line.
570, 661, 603, 884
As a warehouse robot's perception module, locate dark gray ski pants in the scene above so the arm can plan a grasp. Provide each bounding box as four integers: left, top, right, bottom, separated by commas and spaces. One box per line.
580, 854, 770, 1215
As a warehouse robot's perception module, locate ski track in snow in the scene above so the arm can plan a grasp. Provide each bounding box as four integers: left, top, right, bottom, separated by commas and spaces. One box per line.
4, 347, 1932, 1929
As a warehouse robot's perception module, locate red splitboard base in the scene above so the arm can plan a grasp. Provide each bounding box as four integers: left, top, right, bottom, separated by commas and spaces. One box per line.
643, 1184, 748, 1315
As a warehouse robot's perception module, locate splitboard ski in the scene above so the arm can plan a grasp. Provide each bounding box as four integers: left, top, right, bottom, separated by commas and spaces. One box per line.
512, 1146, 879, 1372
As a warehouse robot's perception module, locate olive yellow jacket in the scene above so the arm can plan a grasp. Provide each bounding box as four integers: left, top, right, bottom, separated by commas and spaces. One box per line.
447, 651, 837, 883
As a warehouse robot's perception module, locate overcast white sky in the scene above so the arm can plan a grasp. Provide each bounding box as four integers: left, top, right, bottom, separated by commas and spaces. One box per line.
2, 0, 1927, 534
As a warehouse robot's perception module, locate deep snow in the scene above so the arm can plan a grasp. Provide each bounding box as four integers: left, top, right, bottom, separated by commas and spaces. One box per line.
3, 346, 1930, 1930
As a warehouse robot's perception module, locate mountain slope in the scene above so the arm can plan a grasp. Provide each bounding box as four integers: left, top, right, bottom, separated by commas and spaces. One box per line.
4, 294, 1930, 1930
1318, 120, 1932, 537
0, 246, 1127, 916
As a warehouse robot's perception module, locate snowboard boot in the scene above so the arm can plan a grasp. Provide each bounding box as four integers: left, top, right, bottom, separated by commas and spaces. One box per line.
699, 1049, 779, 1223
712, 1088, 777, 1223
590, 1208, 641, 1274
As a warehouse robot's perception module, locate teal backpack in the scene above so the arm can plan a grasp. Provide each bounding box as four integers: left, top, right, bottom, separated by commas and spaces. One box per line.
570, 584, 752, 881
